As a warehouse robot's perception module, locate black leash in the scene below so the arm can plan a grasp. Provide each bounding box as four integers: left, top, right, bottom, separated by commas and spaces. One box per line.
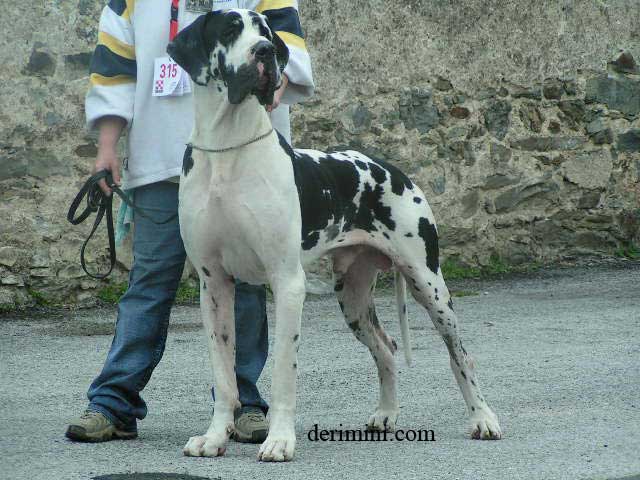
67, 170, 177, 279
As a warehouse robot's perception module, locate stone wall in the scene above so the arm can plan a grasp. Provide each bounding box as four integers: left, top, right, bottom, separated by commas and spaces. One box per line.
1, 0, 639, 309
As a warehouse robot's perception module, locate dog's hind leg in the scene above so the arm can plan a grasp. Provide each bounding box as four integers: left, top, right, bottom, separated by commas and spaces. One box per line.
183, 268, 239, 457
334, 249, 400, 432
404, 265, 502, 440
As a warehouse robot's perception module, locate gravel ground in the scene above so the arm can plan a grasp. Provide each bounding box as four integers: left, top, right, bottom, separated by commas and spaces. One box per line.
1, 263, 639, 480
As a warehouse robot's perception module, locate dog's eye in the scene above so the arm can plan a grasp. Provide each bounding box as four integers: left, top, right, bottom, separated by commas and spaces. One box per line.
259, 25, 271, 39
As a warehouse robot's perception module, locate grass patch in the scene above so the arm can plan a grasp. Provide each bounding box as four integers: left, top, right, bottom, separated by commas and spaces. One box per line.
441, 259, 482, 280
615, 243, 640, 260
451, 290, 479, 297
442, 255, 542, 280
28, 288, 55, 307
96, 280, 200, 305
96, 282, 128, 304
175, 282, 199, 304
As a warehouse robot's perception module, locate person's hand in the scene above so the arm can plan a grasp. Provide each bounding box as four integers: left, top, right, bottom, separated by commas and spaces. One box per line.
94, 116, 126, 195
266, 74, 288, 113
94, 146, 121, 196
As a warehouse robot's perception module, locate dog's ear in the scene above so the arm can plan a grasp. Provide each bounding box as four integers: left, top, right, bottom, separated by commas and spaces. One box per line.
167, 12, 218, 86
271, 31, 290, 73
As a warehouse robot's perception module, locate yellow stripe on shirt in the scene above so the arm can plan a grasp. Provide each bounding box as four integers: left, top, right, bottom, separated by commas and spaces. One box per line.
90, 73, 135, 86
98, 31, 135, 60
276, 30, 306, 51
255, 0, 295, 13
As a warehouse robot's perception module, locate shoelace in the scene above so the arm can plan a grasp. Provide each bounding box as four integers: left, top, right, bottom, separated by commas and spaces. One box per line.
241, 411, 265, 423
80, 410, 101, 420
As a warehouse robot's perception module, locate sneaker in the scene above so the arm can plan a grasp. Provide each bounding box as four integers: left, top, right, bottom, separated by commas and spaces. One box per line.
233, 406, 269, 443
65, 410, 137, 442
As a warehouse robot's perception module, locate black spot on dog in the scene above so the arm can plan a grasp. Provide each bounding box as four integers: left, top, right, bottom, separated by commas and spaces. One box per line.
391, 339, 398, 351
403, 304, 407, 314
222, 333, 229, 344
413, 196, 422, 204
373, 158, 414, 196
202, 282, 207, 290
182, 146, 194, 176
447, 298, 454, 311
471, 406, 475, 412
460, 370, 467, 380
293, 362, 297, 369
418, 217, 439, 274
383, 232, 390, 239
471, 379, 476, 386
348, 320, 360, 332
438, 310, 444, 314
369, 306, 380, 328
369, 163, 387, 184
350, 183, 395, 232
338, 301, 345, 312
293, 334, 299, 342
202, 267, 211, 276
405, 232, 413, 238
334, 280, 344, 292
302, 231, 320, 250
354, 159, 368, 170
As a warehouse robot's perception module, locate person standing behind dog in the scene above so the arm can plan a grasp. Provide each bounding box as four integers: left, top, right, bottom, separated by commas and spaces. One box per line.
66, 0, 314, 444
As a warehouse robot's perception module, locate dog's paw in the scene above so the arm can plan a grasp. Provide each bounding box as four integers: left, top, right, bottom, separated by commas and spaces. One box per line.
183, 434, 227, 457
469, 410, 502, 440
257, 431, 296, 462
366, 408, 399, 432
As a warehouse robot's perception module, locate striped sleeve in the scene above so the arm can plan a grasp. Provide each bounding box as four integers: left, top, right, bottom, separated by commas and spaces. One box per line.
254, 0, 314, 104
85, 0, 137, 130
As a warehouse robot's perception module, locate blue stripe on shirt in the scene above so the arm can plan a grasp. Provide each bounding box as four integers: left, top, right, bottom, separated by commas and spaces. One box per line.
90, 44, 137, 79
262, 7, 304, 38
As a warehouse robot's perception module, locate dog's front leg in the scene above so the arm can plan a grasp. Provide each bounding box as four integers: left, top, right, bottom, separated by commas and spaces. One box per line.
184, 270, 239, 457
258, 266, 306, 462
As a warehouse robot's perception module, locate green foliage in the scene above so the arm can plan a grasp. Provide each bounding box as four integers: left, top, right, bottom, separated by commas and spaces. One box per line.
96, 280, 200, 305
483, 254, 511, 275
442, 255, 541, 280
615, 243, 640, 260
96, 282, 128, 304
28, 288, 53, 307
175, 282, 199, 304
441, 258, 481, 280
451, 290, 479, 297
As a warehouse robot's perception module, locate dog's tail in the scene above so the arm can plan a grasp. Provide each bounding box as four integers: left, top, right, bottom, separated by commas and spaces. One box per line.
395, 269, 412, 366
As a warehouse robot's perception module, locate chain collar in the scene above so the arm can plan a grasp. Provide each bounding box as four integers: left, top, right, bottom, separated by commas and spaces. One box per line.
188, 128, 274, 153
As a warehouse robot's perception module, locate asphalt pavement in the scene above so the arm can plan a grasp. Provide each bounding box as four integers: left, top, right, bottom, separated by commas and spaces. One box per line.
1, 263, 639, 480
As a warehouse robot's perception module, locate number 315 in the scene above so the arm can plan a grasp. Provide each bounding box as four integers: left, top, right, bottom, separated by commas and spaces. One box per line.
160, 63, 178, 78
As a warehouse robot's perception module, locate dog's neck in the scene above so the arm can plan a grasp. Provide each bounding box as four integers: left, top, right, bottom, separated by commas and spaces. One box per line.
190, 84, 273, 150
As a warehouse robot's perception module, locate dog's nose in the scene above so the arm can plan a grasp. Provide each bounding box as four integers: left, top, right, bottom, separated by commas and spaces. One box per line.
253, 41, 274, 59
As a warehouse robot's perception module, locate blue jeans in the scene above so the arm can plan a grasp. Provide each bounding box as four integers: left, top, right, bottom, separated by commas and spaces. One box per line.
87, 181, 268, 431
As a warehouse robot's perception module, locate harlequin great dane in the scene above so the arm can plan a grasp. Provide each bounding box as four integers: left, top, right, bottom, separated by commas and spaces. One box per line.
168, 9, 502, 462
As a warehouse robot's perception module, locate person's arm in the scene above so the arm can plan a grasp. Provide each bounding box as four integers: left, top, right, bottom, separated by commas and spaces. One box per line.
85, 0, 137, 193
95, 116, 127, 195
254, 0, 315, 105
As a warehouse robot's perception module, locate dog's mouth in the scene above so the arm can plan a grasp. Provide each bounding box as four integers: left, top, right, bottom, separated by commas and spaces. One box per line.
254, 60, 279, 105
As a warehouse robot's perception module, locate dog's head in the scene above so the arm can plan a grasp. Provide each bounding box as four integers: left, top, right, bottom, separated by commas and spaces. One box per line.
167, 9, 289, 105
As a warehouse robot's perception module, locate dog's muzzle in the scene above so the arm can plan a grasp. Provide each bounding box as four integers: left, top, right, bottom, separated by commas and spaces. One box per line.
251, 40, 280, 105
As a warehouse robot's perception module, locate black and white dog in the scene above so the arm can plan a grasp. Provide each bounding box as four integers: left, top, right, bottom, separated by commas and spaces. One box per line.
168, 9, 502, 462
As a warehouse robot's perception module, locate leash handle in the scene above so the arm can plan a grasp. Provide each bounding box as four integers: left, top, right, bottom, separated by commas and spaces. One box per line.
68, 170, 178, 279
